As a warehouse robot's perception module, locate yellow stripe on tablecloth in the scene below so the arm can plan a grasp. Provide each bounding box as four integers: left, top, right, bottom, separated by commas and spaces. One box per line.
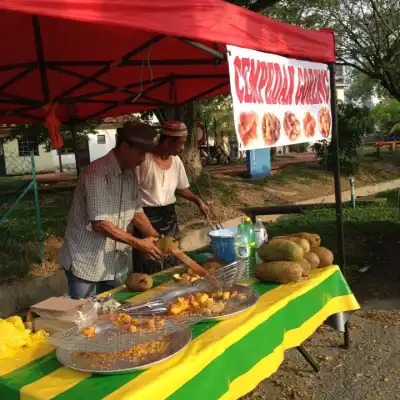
220, 294, 359, 400
103, 266, 341, 400
20, 367, 91, 400
0, 344, 55, 377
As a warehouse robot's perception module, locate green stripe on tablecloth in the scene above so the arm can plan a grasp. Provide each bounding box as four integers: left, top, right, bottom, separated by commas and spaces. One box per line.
167, 270, 351, 400
52, 283, 276, 400
0, 352, 59, 400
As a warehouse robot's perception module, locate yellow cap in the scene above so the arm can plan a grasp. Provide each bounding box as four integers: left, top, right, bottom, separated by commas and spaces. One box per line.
244, 217, 251, 222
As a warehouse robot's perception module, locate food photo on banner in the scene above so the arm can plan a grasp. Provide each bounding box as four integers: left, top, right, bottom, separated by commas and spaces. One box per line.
227, 45, 332, 151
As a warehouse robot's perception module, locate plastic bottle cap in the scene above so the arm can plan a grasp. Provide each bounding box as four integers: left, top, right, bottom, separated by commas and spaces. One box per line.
238, 223, 244, 229
244, 217, 251, 222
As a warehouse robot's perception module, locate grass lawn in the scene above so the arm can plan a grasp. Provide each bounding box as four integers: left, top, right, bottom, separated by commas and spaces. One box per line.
0, 189, 71, 283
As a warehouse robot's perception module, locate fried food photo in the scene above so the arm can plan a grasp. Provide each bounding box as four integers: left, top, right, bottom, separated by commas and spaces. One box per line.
238, 112, 258, 148
303, 112, 316, 138
283, 112, 301, 141
261, 113, 281, 145
318, 107, 331, 138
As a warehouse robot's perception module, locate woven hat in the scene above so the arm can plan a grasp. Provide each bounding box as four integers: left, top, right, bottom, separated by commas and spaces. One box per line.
117, 121, 159, 151
160, 121, 188, 137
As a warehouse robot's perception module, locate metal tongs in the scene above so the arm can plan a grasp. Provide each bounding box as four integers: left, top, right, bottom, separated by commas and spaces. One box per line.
120, 299, 167, 315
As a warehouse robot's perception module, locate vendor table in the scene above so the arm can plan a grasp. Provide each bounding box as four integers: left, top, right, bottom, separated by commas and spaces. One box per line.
0, 265, 359, 400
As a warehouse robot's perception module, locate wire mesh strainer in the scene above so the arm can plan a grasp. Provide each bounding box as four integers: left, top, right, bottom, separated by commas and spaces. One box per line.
194, 258, 250, 291
48, 314, 202, 353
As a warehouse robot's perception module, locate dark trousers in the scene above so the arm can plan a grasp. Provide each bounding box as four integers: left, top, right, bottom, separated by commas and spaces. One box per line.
132, 204, 179, 275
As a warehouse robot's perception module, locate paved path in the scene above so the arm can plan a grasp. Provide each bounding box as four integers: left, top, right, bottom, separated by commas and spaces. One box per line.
21, 153, 317, 183
205, 152, 317, 175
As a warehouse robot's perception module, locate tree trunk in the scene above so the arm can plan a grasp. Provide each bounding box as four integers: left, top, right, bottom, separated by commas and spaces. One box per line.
58, 151, 64, 172
159, 101, 203, 180
181, 101, 202, 180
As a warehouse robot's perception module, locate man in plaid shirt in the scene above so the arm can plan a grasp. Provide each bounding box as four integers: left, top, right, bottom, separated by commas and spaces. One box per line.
60, 122, 163, 299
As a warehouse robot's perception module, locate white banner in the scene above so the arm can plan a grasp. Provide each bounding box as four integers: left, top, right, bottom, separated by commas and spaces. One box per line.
227, 45, 332, 151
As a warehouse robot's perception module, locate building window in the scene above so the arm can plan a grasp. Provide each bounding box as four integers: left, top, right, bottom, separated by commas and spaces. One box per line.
18, 139, 39, 157
97, 135, 106, 144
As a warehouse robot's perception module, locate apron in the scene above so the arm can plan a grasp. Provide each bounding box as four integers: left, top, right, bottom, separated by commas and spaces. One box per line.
132, 204, 180, 274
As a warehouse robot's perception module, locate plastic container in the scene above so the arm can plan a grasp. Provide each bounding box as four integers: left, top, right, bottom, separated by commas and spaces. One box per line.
254, 218, 268, 248
209, 228, 237, 264
234, 224, 250, 260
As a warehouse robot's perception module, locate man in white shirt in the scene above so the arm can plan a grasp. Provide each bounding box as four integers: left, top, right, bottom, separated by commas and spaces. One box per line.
133, 121, 209, 274
60, 122, 163, 299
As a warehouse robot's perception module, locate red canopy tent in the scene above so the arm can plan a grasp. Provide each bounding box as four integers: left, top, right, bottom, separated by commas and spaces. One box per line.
0, 0, 349, 349
0, 0, 335, 124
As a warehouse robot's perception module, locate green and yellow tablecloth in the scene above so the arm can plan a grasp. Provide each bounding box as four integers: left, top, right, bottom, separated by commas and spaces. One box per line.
0, 265, 359, 400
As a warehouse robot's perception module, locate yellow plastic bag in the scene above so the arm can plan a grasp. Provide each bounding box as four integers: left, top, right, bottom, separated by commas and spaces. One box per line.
0, 317, 48, 360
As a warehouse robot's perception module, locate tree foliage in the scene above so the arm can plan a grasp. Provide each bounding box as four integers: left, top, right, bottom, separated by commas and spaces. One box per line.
328, 0, 400, 102
370, 99, 400, 136
200, 95, 234, 134
228, 0, 279, 12
312, 103, 374, 175
346, 71, 392, 105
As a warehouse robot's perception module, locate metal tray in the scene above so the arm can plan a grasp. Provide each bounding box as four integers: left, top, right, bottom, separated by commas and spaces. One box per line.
56, 328, 191, 375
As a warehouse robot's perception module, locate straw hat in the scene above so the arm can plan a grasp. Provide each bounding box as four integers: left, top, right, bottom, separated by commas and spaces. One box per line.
117, 121, 159, 151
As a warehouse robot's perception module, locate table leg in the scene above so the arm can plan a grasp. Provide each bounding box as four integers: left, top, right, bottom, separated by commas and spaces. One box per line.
296, 345, 320, 373
343, 321, 350, 349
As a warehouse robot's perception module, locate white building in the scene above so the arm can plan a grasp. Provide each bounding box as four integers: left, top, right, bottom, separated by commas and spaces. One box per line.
335, 65, 352, 102
0, 124, 118, 176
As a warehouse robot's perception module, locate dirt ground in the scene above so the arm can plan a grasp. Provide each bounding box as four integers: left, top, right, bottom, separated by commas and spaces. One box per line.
241, 230, 400, 400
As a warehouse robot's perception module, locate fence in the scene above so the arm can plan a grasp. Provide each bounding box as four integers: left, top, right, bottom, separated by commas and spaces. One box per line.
0, 150, 44, 283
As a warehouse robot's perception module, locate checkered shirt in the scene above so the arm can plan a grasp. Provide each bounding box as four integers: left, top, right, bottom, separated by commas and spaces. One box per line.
59, 151, 143, 282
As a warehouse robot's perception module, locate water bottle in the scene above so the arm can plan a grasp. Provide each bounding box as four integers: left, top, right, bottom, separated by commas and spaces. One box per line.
254, 218, 268, 248
243, 217, 256, 276
243, 217, 256, 245
234, 224, 250, 260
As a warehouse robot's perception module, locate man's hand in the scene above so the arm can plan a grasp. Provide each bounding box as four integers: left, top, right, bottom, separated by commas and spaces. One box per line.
134, 236, 164, 260
198, 200, 210, 216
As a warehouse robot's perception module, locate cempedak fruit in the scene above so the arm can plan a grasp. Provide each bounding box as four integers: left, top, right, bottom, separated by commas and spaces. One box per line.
303, 252, 320, 269
156, 236, 179, 253
256, 261, 303, 284
271, 236, 311, 252
298, 258, 311, 276
125, 273, 153, 292
289, 232, 321, 248
312, 247, 334, 268
258, 239, 304, 262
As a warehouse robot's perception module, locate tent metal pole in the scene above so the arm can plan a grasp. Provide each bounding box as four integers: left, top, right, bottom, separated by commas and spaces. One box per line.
71, 125, 81, 177
329, 63, 350, 349
179, 39, 225, 60
32, 15, 50, 104
329, 64, 346, 273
